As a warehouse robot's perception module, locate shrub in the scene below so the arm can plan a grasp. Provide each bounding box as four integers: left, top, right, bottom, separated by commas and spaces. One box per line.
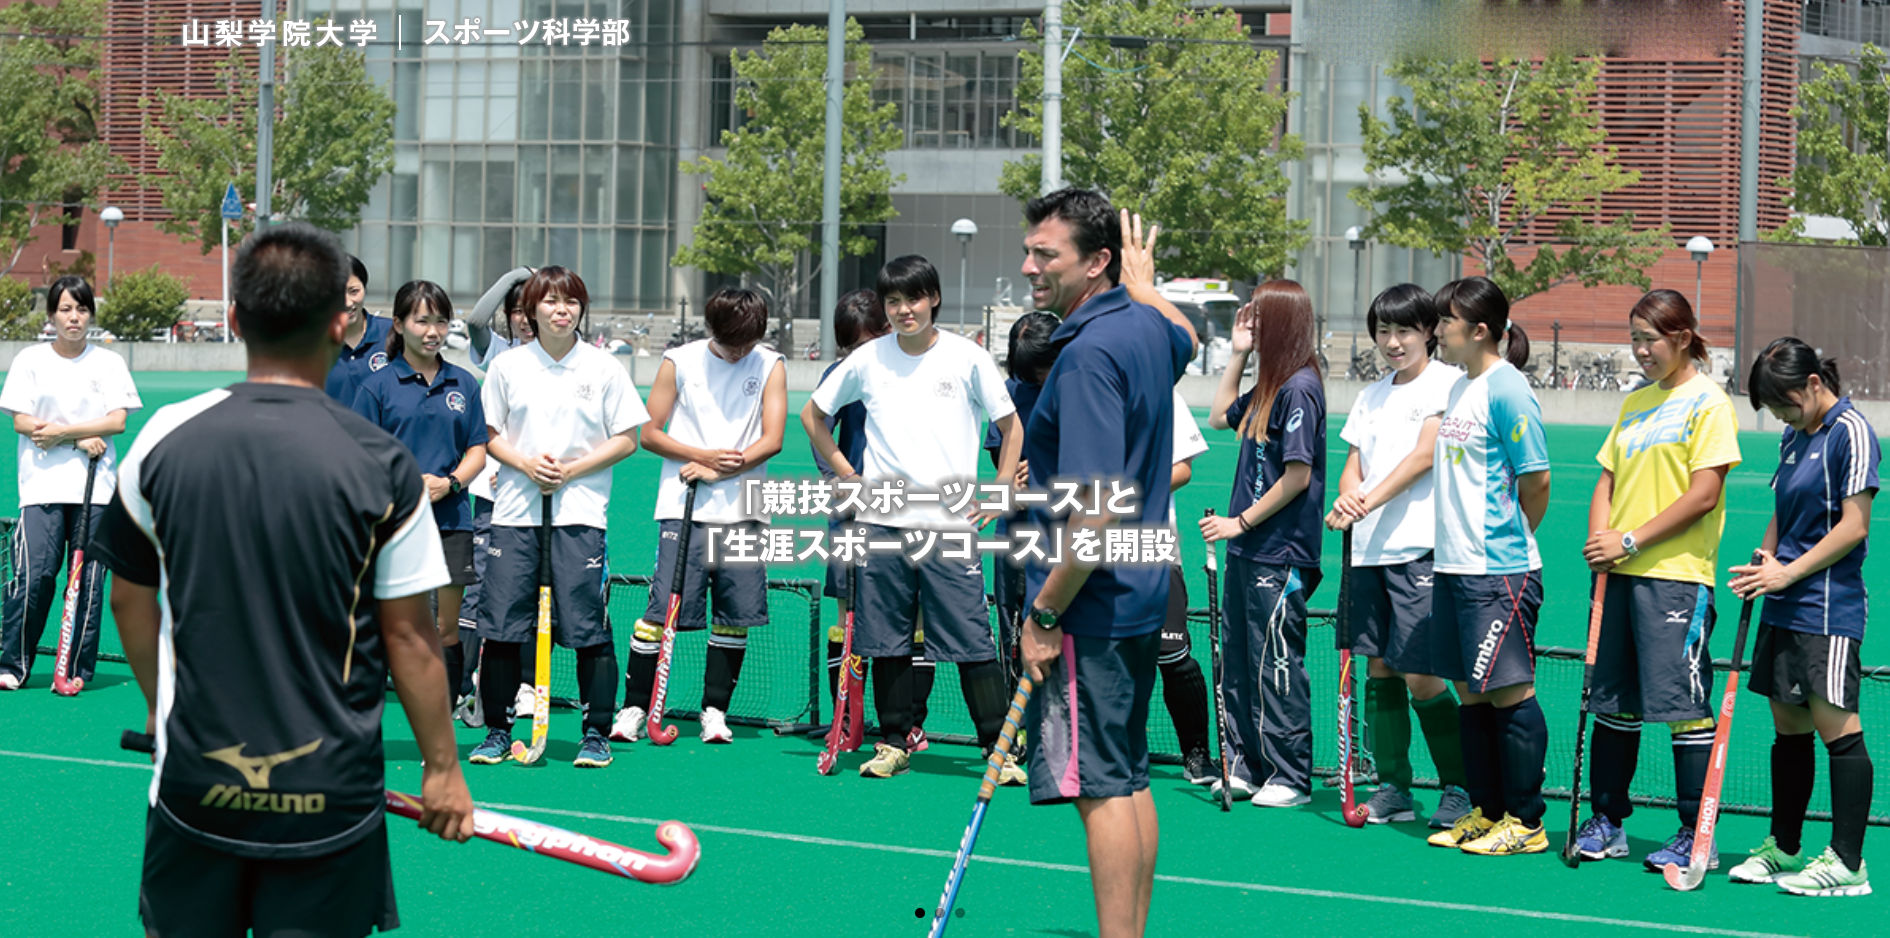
98, 265, 188, 339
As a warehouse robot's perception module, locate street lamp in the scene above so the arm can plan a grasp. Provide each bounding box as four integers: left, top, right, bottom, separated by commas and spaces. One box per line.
100, 206, 123, 290
1346, 226, 1365, 379
1686, 236, 1715, 317
951, 218, 978, 331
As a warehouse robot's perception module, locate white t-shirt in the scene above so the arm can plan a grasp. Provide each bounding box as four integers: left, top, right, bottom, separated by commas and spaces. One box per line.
481, 340, 650, 529
1340, 360, 1458, 566
810, 331, 1015, 530
0, 343, 142, 506
654, 340, 783, 524
1168, 389, 1208, 527
468, 339, 527, 503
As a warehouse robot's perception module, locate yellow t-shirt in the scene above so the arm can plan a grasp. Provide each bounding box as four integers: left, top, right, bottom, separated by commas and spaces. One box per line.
1596, 373, 1743, 585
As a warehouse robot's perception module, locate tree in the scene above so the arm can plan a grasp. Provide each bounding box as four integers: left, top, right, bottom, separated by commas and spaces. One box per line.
0, 0, 122, 277
999, 0, 1307, 281
0, 276, 38, 340
1769, 44, 1890, 246
97, 265, 188, 339
673, 21, 901, 326
141, 24, 395, 252
1353, 56, 1669, 304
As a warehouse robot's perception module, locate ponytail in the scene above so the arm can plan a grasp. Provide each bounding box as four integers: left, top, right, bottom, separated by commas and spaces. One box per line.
1748, 336, 1843, 411
1503, 322, 1531, 371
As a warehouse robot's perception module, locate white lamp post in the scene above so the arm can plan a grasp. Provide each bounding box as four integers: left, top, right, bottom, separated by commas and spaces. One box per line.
99, 206, 123, 289
1346, 226, 1365, 377
951, 218, 978, 330
1686, 235, 1715, 316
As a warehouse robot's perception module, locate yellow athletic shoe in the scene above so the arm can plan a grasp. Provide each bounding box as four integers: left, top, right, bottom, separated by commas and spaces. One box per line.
1426, 807, 1493, 848
1460, 814, 1549, 856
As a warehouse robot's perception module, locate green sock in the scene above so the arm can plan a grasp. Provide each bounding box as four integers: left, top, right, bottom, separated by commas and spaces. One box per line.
1368, 677, 1412, 791
1413, 688, 1467, 790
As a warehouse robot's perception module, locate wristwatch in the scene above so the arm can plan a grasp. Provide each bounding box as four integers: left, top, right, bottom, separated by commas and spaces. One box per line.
448, 476, 464, 496
1031, 606, 1061, 631
1621, 531, 1640, 557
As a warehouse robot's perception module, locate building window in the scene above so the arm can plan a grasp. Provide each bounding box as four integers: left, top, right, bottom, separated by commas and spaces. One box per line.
61, 201, 81, 251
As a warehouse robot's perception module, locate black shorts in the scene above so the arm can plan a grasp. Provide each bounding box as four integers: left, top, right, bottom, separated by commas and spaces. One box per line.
459, 497, 494, 633
1749, 626, 1863, 712
1347, 554, 1437, 675
824, 516, 853, 602
1158, 565, 1192, 665
439, 530, 476, 588
640, 520, 769, 631
1027, 629, 1160, 804
480, 524, 611, 649
1589, 574, 1716, 723
141, 811, 397, 938
852, 523, 992, 663
1432, 570, 1542, 693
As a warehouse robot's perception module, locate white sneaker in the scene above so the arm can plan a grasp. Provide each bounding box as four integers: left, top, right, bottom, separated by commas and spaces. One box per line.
611, 706, 646, 743
514, 684, 537, 719
1252, 783, 1311, 807
700, 707, 733, 744
454, 693, 485, 729
0, 673, 19, 691
1209, 774, 1257, 800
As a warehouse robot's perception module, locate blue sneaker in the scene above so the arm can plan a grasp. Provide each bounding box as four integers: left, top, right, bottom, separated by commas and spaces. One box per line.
469, 728, 512, 765
1645, 826, 1719, 872
573, 728, 613, 768
1574, 814, 1628, 860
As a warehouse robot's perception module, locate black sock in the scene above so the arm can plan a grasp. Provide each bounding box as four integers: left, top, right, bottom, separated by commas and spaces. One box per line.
1771, 732, 1817, 855
626, 645, 658, 710
442, 642, 465, 706
873, 655, 913, 747
575, 643, 617, 735
913, 645, 937, 729
827, 639, 845, 702
1458, 703, 1505, 818
1413, 689, 1467, 789
1672, 726, 1716, 830
479, 641, 522, 733
1494, 697, 1548, 826
703, 635, 747, 713
1828, 732, 1873, 870
1162, 656, 1212, 757
1368, 677, 1413, 792
959, 660, 1008, 750
460, 640, 482, 699
1591, 714, 1642, 825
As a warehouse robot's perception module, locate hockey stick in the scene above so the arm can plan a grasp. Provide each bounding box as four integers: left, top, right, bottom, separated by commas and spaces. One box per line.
1336, 527, 1366, 828
1560, 572, 1610, 868
121, 731, 700, 885
1204, 510, 1234, 811
646, 479, 699, 745
511, 492, 555, 765
51, 454, 102, 697
817, 560, 862, 774
927, 674, 1033, 937
1664, 552, 1763, 891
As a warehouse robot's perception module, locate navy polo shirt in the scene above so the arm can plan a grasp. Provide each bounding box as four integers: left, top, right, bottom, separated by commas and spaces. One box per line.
1763, 397, 1880, 640
324, 314, 394, 406
985, 377, 1043, 469
351, 356, 489, 532
1222, 366, 1325, 569
1023, 286, 1191, 639
812, 360, 870, 478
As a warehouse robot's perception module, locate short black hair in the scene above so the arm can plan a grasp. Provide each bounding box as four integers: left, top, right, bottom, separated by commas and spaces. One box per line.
232, 223, 349, 351
1007, 311, 1061, 382
1023, 187, 1121, 284
876, 255, 942, 306
833, 289, 888, 352
704, 288, 769, 347
347, 254, 369, 289
387, 279, 454, 361
1366, 283, 1439, 355
46, 276, 96, 320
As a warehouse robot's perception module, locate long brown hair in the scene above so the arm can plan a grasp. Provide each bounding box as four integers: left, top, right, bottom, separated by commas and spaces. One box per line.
1240, 279, 1320, 441
1629, 289, 1709, 364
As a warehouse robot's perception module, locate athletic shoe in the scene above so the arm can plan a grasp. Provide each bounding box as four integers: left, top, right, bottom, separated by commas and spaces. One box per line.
1728, 836, 1806, 884
1362, 785, 1418, 824
1644, 827, 1720, 872
573, 728, 613, 768
454, 693, 484, 729
1182, 748, 1215, 786
991, 751, 1027, 787
1429, 786, 1472, 830
906, 726, 930, 753
514, 684, 537, 720
468, 729, 512, 765
700, 707, 733, 744
611, 706, 646, 743
1778, 848, 1872, 897
1461, 814, 1549, 856
859, 742, 910, 778
1427, 807, 1494, 848
1573, 814, 1629, 860
1251, 784, 1311, 808
0, 673, 18, 691
1210, 774, 1257, 800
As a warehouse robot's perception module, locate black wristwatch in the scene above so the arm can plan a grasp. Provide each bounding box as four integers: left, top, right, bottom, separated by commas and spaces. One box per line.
1031, 606, 1061, 631
448, 476, 464, 496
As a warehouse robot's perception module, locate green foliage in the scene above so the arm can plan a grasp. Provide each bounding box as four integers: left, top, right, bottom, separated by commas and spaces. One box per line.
1353, 56, 1669, 303
0, 277, 39, 341
98, 265, 188, 339
141, 23, 396, 253
999, 0, 1307, 280
0, 0, 124, 277
44, 251, 97, 284
673, 21, 902, 318
1769, 44, 1890, 246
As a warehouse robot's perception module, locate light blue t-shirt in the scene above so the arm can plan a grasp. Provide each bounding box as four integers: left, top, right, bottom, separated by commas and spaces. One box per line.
1433, 360, 1549, 575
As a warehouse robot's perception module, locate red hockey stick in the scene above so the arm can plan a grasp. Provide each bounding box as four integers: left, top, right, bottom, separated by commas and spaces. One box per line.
647, 479, 698, 745
816, 561, 863, 774
51, 454, 102, 697
1336, 527, 1366, 827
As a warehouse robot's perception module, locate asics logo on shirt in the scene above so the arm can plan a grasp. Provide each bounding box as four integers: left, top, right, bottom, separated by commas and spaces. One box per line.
1286, 408, 1304, 433
369, 351, 388, 372
1510, 414, 1529, 443
203, 739, 323, 790
446, 391, 467, 413
1666, 609, 1691, 625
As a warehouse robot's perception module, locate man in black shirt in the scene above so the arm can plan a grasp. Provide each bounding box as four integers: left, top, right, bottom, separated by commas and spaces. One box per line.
92, 223, 474, 937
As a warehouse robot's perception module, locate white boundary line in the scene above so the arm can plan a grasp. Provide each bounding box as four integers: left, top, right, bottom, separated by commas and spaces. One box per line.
0, 750, 1814, 938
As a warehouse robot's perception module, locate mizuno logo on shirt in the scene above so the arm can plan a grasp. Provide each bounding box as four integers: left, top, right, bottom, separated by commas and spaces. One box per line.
200, 787, 327, 814
203, 739, 323, 790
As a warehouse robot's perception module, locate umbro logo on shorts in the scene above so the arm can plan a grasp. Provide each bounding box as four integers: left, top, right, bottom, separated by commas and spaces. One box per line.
1666, 609, 1690, 625
1472, 619, 1506, 682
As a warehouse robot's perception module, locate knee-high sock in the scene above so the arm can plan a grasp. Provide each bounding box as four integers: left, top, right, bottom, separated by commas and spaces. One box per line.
703, 626, 748, 712
625, 619, 661, 707
479, 641, 522, 733
1162, 655, 1212, 757
913, 642, 937, 729
1591, 714, 1643, 825
958, 659, 1009, 751
1494, 697, 1549, 826
1458, 703, 1506, 819
826, 625, 846, 702
1368, 677, 1412, 791
442, 642, 465, 706
1770, 732, 1817, 855
873, 655, 914, 747
1671, 723, 1716, 830
1828, 732, 1873, 870
575, 643, 617, 735
1413, 689, 1467, 790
